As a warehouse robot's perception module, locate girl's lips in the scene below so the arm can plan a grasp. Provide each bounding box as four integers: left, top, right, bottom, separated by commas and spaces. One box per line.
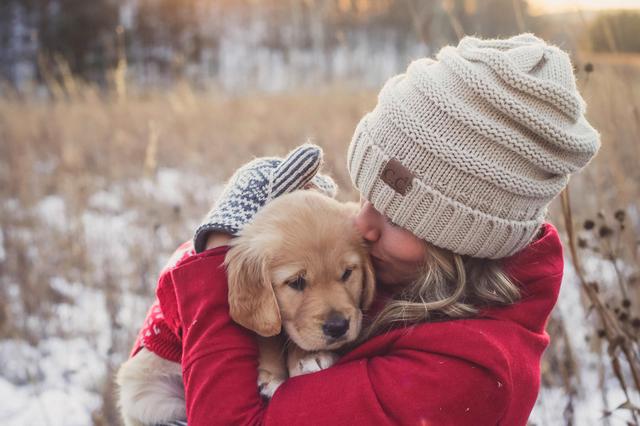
370, 255, 385, 267
370, 251, 384, 261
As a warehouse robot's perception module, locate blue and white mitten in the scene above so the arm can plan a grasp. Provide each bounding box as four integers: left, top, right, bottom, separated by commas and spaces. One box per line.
193, 144, 337, 253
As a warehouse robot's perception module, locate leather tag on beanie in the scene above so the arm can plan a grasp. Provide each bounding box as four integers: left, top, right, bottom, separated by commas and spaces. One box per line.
381, 158, 415, 195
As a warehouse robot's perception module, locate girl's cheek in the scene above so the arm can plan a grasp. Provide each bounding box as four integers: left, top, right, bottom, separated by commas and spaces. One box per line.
387, 228, 426, 263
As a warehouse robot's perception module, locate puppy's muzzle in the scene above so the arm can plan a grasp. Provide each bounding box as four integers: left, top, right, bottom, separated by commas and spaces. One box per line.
322, 312, 350, 339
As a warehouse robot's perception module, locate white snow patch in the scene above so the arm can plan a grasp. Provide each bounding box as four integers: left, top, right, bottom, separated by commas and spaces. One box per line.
137, 167, 223, 207
4, 198, 21, 215
0, 276, 124, 425
0, 339, 42, 385
49, 278, 112, 355
35, 195, 67, 231
0, 338, 104, 426
81, 208, 139, 272
118, 290, 154, 337
140, 168, 187, 205
88, 189, 123, 212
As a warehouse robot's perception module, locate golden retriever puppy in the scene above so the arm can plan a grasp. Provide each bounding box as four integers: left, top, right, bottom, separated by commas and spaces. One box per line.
117, 190, 375, 426
227, 190, 375, 394
117, 347, 185, 426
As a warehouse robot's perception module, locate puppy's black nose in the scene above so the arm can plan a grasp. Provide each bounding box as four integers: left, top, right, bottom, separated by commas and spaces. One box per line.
322, 314, 349, 338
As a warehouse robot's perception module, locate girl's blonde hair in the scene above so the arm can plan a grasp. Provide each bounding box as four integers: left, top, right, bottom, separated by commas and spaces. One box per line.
360, 242, 520, 341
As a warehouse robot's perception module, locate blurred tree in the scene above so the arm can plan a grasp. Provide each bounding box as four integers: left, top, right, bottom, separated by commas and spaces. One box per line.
131, 0, 219, 76
135, 0, 201, 70
19, 0, 119, 79
321, 0, 534, 47
0, 0, 539, 85
446, 0, 534, 40
589, 11, 640, 53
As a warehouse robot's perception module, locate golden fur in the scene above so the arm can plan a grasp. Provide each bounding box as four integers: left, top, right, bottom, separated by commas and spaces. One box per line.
117, 190, 374, 425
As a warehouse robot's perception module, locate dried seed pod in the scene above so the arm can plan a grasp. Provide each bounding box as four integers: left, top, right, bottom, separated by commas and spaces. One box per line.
622, 299, 631, 309
597, 329, 606, 338
584, 219, 595, 230
578, 237, 588, 248
599, 225, 613, 238
619, 312, 629, 322
584, 63, 594, 73
632, 318, 640, 328
614, 210, 625, 222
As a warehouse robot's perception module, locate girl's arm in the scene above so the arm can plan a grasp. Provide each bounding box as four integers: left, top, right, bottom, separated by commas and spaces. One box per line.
158, 247, 508, 426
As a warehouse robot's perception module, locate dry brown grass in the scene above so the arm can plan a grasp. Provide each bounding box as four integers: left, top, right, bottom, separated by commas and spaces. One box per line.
0, 54, 638, 424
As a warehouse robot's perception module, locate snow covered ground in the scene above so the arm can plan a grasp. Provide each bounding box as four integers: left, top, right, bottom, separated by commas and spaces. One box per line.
530, 258, 640, 425
0, 167, 638, 425
0, 168, 220, 425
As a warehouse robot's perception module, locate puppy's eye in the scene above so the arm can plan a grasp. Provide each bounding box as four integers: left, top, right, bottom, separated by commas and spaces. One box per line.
341, 268, 353, 282
287, 276, 306, 291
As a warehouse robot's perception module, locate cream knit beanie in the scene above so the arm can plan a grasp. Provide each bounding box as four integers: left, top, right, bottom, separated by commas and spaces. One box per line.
347, 34, 600, 259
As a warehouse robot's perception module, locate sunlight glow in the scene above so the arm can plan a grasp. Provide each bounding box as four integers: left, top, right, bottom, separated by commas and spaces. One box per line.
530, 0, 640, 15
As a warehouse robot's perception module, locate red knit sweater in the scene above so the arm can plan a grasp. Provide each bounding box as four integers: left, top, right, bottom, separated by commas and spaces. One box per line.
134, 222, 563, 425
131, 242, 193, 362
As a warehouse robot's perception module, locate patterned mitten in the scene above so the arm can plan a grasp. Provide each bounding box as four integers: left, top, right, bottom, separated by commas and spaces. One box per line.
193, 144, 337, 253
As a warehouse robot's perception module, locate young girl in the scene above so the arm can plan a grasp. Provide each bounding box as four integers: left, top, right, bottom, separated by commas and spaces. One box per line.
152, 33, 599, 425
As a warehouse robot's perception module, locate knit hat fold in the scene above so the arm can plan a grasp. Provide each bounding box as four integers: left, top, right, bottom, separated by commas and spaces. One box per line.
348, 34, 600, 259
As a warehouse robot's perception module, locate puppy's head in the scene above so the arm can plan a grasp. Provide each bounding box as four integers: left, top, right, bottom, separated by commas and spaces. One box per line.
225, 190, 375, 351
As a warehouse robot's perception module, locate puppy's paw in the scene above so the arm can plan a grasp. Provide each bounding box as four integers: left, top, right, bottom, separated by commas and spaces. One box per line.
289, 351, 339, 377
258, 369, 285, 401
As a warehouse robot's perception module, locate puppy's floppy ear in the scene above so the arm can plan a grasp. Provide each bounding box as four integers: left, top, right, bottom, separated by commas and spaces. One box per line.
225, 238, 281, 337
360, 255, 376, 310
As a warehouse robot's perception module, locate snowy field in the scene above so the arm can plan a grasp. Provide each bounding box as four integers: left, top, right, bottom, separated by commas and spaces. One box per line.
531, 256, 640, 426
0, 168, 221, 425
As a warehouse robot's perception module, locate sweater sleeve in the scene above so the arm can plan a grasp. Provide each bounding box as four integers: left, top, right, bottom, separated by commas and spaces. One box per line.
158, 247, 508, 426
